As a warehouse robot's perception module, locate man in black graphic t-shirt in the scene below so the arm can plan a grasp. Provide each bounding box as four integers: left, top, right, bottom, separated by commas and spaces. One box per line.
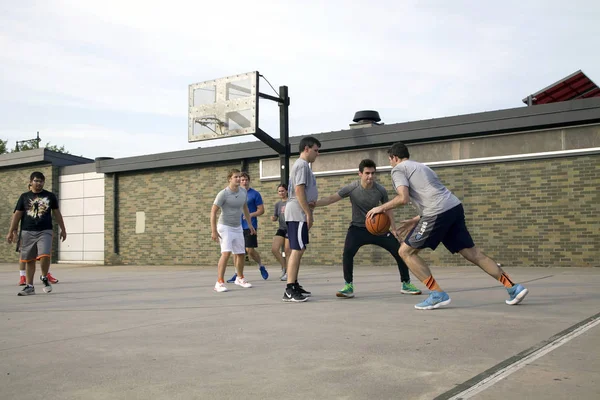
6, 171, 67, 296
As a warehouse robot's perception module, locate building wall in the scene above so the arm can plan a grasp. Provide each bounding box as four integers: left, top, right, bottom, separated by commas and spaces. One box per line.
58, 172, 105, 263
103, 154, 599, 268
0, 165, 59, 263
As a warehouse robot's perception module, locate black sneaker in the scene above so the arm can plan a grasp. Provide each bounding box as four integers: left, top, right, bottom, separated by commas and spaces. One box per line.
18, 285, 35, 296
282, 287, 308, 302
40, 276, 53, 293
297, 284, 311, 297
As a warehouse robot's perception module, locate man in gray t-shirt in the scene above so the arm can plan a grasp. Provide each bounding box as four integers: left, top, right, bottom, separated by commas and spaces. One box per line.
282, 136, 321, 303
315, 159, 421, 298
210, 169, 255, 293
367, 142, 528, 310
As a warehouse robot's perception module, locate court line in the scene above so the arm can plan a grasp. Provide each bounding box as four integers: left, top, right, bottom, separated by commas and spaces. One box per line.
435, 311, 600, 399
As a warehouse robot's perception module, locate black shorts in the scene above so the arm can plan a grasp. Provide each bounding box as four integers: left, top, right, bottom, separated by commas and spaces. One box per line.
243, 228, 258, 248
275, 229, 288, 238
404, 204, 475, 253
287, 221, 309, 250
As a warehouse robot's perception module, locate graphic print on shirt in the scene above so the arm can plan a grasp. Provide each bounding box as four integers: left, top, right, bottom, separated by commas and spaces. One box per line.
27, 196, 51, 220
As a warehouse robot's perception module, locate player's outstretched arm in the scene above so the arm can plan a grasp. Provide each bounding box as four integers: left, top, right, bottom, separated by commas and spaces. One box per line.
314, 193, 342, 208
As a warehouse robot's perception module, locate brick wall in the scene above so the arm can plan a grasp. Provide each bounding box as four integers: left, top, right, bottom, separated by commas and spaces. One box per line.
0, 165, 59, 262
103, 155, 599, 268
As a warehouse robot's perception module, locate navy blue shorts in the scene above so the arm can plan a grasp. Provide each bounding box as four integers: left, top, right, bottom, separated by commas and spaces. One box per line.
404, 204, 475, 253
286, 221, 309, 250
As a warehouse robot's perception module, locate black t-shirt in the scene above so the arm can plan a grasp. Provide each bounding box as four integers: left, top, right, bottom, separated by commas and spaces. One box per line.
15, 190, 59, 231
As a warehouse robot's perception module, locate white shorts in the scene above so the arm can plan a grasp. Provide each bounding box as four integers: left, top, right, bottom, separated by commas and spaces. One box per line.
217, 224, 245, 254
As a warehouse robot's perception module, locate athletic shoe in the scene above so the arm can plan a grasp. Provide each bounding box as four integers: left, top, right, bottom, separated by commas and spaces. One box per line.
18, 285, 35, 296
40, 276, 52, 293
400, 281, 422, 295
18, 276, 26, 286
214, 282, 228, 292
414, 291, 451, 310
336, 282, 354, 298
259, 265, 269, 280
280, 272, 287, 281
226, 273, 237, 283
234, 277, 253, 288
47, 272, 59, 284
297, 284, 311, 297
506, 284, 528, 305
282, 286, 308, 302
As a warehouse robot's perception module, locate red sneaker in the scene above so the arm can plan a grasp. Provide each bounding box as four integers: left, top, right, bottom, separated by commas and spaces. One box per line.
47, 272, 59, 284
18, 275, 26, 286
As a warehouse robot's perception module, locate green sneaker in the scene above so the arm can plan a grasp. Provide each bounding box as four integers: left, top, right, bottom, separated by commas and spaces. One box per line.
400, 281, 422, 295
336, 282, 354, 298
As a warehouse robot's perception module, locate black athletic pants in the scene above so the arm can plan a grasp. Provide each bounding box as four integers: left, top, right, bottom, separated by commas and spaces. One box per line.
342, 225, 411, 284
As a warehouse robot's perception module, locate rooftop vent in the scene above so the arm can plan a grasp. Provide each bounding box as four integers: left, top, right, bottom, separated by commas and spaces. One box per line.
350, 110, 383, 129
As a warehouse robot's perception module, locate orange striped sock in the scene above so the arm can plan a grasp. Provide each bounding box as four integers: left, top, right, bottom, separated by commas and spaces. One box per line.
218, 278, 224, 284
499, 273, 514, 288
239, 275, 244, 279
423, 275, 442, 291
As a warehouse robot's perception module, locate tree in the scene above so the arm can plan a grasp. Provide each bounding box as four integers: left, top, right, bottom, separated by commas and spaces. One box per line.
0, 139, 70, 155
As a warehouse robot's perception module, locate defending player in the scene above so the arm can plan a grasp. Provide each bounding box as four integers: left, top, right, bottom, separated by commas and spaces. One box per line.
314, 159, 421, 297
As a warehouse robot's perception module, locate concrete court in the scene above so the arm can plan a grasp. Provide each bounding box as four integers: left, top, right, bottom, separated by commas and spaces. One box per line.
0, 262, 598, 400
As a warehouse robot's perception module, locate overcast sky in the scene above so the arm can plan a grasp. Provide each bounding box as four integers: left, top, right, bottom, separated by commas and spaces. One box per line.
1, 0, 599, 159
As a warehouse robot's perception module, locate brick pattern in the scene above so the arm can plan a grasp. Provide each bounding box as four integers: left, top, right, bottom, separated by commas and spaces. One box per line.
100, 155, 599, 268
0, 165, 59, 263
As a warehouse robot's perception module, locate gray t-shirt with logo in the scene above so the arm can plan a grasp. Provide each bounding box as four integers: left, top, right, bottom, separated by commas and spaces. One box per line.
391, 160, 461, 217
214, 187, 248, 227
285, 158, 318, 222
338, 180, 389, 228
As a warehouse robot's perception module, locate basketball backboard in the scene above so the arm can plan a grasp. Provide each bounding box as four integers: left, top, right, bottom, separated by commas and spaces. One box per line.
188, 71, 258, 142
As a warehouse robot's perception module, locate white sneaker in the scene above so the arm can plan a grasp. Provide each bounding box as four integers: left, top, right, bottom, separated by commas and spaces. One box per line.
234, 277, 252, 288
280, 272, 287, 281
214, 282, 228, 292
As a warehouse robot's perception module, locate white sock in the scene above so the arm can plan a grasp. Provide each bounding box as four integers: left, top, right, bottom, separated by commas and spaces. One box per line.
20, 270, 26, 276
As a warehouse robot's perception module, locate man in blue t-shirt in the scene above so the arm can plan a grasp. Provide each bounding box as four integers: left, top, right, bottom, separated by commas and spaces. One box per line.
227, 172, 269, 282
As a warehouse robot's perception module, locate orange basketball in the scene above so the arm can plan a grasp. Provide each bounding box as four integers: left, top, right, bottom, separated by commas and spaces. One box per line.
366, 213, 391, 235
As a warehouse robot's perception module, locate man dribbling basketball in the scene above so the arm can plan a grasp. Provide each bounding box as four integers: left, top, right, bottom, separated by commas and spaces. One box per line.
366, 142, 529, 310
314, 159, 421, 298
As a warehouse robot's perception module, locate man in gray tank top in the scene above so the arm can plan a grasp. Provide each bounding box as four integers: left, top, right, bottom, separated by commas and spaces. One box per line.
314, 159, 421, 298
367, 142, 528, 310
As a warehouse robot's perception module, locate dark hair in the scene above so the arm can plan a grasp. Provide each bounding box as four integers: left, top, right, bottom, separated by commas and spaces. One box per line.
30, 171, 45, 181
358, 159, 376, 173
277, 183, 287, 191
227, 168, 241, 180
298, 136, 321, 153
240, 172, 250, 180
387, 142, 410, 159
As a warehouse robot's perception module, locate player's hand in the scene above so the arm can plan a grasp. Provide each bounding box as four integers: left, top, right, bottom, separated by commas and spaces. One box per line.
396, 218, 418, 239
308, 201, 316, 210
249, 226, 257, 235
306, 213, 314, 230
366, 206, 384, 220
211, 231, 221, 242
60, 230, 67, 242
6, 232, 14, 244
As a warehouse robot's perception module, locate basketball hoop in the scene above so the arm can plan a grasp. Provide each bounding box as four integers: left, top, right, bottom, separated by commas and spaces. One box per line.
194, 117, 228, 136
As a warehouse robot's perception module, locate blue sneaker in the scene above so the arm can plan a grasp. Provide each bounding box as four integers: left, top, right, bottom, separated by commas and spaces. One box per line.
414, 291, 451, 310
259, 265, 269, 280
506, 284, 528, 305
226, 273, 237, 283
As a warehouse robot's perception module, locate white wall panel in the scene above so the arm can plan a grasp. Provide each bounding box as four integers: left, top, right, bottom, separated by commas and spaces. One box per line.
84, 197, 104, 215
63, 216, 84, 234
60, 199, 84, 216
84, 215, 104, 233
84, 179, 104, 197
83, 233, 104, 252
60, 181, 84, 199
61, 233, 83, 252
